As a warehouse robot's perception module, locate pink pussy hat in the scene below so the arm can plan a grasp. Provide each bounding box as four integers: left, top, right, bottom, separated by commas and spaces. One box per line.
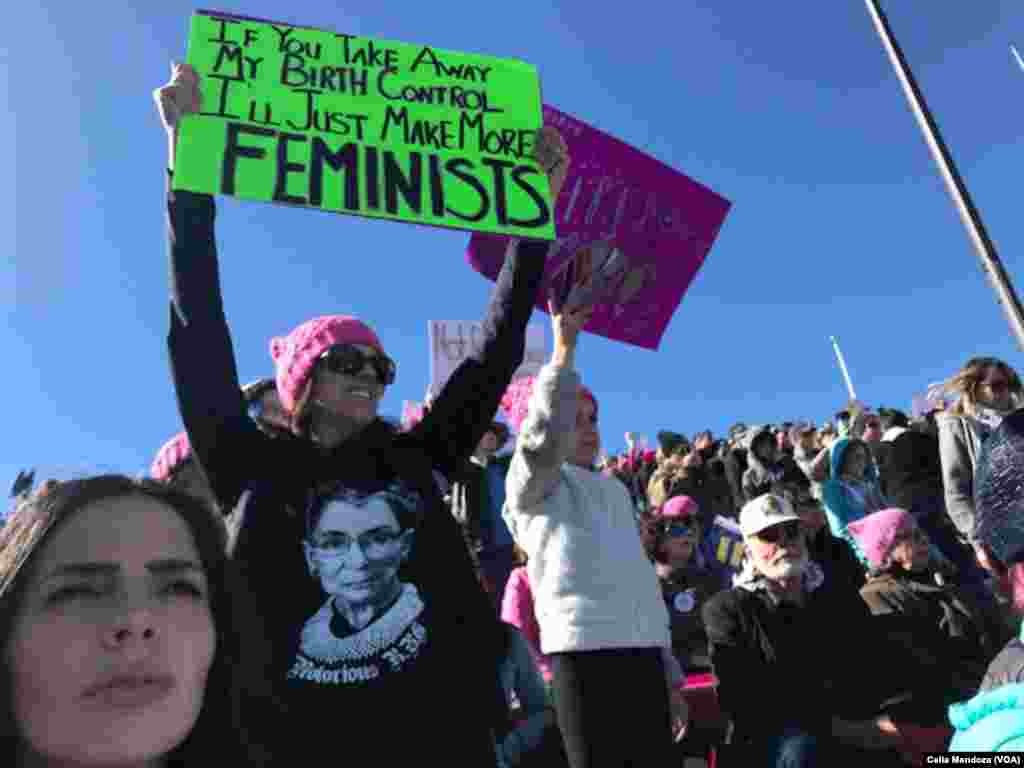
269, 315, 384, 414
151, 432, 191, 482
658, 495, 699, 521
499, 377, 598, 433
847, 508, 914, 570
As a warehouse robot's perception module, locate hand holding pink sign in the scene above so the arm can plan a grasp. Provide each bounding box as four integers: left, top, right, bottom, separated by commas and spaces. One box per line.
467, 106, 732, 350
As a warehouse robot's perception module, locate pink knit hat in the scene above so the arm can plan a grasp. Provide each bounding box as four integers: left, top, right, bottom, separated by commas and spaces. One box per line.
658, 495, 699, 521
499, 377, 598, 433
269, 315, 384, 414
401, 401, 429, 431
151, 432, 192, 482
847, 508, 914, 570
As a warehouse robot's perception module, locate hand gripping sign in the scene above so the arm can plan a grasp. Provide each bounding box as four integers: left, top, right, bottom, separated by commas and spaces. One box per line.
467, 106, 732, 350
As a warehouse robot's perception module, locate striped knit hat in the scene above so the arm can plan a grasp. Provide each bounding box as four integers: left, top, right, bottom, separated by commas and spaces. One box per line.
269, 315, 384, 414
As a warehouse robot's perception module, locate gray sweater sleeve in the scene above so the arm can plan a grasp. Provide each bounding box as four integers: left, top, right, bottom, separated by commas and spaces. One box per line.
939, 416, 976, 541
505, 362, 581, 512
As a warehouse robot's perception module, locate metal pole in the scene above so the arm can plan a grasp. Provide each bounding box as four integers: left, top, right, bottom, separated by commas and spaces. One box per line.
830, 336, 858, 401
864, 0, 1024, 352
1011, 45, 1024, 74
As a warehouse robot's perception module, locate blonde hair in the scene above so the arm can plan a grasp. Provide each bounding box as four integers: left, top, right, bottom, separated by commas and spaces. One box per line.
647, 463, 692, 510
513, 544, 528, 565
946, 357, 1023, 417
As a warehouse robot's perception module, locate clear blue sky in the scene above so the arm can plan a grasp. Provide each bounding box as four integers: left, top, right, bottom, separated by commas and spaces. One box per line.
5, 1, 1024, 486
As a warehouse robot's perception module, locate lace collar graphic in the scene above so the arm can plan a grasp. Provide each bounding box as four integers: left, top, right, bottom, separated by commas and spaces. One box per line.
299, 583, 425, 664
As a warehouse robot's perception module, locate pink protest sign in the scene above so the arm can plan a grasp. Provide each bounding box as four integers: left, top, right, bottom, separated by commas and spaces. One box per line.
466, 106, 731, 350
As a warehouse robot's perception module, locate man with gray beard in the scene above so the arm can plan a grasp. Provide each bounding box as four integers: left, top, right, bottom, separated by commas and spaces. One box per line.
703, 494, 908, 767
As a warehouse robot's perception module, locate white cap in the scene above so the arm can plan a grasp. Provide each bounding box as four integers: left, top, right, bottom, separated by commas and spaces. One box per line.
740, 494, 802, 538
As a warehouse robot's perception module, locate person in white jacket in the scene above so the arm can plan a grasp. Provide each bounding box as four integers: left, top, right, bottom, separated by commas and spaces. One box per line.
501, 298, 687, 768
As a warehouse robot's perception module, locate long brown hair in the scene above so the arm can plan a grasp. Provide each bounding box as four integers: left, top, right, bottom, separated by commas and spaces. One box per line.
947, 357, 1023, 417
0, 476, 278, 766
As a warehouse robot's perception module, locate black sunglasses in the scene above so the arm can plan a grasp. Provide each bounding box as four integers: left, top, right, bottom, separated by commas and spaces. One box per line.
662, 521, 696, 538
318, 345, 396, 386
756, 520, 803, 544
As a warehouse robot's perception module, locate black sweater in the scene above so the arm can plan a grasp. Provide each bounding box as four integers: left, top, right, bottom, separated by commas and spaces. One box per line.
166, 178, 548, 765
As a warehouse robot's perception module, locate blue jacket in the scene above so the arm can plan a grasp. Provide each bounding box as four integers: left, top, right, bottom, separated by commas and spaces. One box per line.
822, 438, 887, 566
481, 455, 514, 552
949, 682, 1024, 751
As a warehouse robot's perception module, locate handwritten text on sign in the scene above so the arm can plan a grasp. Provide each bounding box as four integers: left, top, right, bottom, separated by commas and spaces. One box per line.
173, 10, 554, 239
429, 321, 545, 398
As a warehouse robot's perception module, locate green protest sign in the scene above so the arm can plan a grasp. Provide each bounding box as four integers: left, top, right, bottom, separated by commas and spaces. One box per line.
172, 10, 555, 240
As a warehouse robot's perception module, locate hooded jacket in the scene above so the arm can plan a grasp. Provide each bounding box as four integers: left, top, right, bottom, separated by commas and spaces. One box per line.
722, 446, 748, 513
822, 438, 888, 566
167, 178, 544, 766
792, 442, 830, 501
949, 682, 1024, 751
883, 429, 943, 514
740, 428, 807, 504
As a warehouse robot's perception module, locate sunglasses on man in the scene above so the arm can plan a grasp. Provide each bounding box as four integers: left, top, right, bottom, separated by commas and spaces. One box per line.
755, 520, 803, 545
318, 344, 397, 386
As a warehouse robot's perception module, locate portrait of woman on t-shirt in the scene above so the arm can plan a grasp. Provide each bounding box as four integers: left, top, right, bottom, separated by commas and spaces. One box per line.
298, 484, 426, 674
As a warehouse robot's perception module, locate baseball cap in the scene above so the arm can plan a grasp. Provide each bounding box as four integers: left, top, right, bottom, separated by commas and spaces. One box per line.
740, 494, 802, 538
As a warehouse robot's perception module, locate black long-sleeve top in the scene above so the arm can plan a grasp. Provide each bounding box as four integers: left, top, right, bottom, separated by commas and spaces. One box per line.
166, 176, 548, 765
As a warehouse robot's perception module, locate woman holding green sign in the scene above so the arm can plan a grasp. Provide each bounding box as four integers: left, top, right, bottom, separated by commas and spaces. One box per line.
155, 62, 570, 766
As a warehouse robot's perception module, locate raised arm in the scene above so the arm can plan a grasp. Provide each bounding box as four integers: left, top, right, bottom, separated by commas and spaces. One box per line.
809, 447, 830, 481
505, 301, 593, 511
412, 129, 571, 480
157, 63, 272, 509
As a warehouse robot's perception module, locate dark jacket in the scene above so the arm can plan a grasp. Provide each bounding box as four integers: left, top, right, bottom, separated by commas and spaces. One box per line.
700, 451, 737, 520
703, 564, 901, 745
722, 447, 748, 512
807, 525, 866, 599
661, 564, 728, 672
450, 454, 514, 557
166, 178, 547, 765
741, 447, 807, 504
860, 569, 1008, 721
884, 430, 943, 514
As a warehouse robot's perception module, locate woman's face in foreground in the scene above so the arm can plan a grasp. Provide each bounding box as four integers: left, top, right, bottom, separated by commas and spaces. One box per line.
6, 494, 216, 765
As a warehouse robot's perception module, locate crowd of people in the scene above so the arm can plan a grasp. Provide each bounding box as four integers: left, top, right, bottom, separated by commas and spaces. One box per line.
3, 62, 1024, 768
